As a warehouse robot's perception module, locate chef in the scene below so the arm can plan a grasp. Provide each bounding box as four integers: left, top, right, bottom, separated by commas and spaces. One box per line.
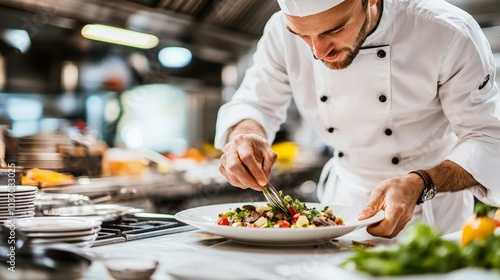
214, 0, 500, 237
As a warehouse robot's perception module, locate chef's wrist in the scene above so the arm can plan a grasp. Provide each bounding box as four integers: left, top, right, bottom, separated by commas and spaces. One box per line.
407, 172, 426, 202
227, 119, 266, 143
409, 169, 437, 205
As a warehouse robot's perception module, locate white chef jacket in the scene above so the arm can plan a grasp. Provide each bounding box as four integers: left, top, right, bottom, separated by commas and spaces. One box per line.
215, 0, 500, 234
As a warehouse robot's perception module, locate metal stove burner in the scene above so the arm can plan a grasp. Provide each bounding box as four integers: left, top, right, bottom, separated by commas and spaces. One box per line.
92, 215, 195, 247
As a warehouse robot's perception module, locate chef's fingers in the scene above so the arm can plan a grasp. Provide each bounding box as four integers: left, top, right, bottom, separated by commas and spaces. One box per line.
220, 134, 276, 191
261, 149, 277, 183
362, 210, 398, 237
359, 187, 398, 237
219, 154, 246, 188
236, 149, 266, 190
358, 188, 383, 220
219, 149, 258, 190
366, 205, 408, 238
367, 217, 407, 238
229, 134, 270, 188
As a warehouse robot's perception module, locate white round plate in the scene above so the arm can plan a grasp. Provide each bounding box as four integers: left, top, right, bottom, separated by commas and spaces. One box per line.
65, 239, 96, 248
0, 196, 37, 203
0, 212, 35, 220
0, 186, 38, 193
8, 217, 102, 232
0, 209, 35, 216
24, 226, 101, 238
0, 192, 37, 197
175, 202, 385, 246
29, 232, 98, 244
0, 205, 35, 211
0, 203, 35, 212
0, 193, 37, 198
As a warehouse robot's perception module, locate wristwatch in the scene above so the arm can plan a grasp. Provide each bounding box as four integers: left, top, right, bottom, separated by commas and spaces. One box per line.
409, 170, 437, 205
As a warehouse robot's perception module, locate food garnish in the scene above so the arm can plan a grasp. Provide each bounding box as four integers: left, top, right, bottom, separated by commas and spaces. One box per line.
461, 201, 498, 246
216, 192, 344, 228
342, 222, 500, 276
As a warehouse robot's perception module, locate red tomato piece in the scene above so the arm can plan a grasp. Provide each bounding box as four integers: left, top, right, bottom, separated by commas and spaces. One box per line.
279, 220, 291, 228
217, 215, 229, 226
288, 206, 297, 216
495, 219, 500, 227
292, 213, 300, 223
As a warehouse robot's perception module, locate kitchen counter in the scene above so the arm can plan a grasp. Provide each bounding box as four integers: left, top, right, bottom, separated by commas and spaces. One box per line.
82, 229, 500, 280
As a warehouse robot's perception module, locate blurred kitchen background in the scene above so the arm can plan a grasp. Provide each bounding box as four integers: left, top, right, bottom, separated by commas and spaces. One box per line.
0, 0, 499, 213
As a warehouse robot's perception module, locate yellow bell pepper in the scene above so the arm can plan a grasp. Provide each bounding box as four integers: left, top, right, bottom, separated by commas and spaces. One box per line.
461, 216, 496, 246
461, 202, 497, 247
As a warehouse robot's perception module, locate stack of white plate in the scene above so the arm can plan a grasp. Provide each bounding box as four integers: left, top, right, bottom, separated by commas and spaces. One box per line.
8, 217, 102, 248
0, 186, 37, 221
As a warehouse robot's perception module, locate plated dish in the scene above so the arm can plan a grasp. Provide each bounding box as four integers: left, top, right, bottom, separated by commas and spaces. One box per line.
175, 202, 384, 246
217, 197, 344, 228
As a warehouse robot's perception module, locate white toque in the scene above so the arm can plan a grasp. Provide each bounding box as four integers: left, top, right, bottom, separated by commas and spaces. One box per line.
277, 0, 344, 17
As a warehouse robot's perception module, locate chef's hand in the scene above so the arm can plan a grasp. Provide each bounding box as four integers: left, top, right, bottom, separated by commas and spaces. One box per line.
219, 133, 277, 191
358, 174, 425, 238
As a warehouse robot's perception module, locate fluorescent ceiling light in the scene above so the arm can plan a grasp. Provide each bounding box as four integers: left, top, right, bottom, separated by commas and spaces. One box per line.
158, 47, 192, 68
81, 24, 159, 49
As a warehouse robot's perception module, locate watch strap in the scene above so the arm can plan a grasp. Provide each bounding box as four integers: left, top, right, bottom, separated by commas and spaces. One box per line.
409, 169, 436, 205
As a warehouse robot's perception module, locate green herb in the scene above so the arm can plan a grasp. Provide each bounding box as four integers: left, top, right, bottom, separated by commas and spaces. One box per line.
235, 210, 249, 221
474, 201, 498, 217
266, 219, 274, 228
306, 208, 320, 221
343, 223, 500, 276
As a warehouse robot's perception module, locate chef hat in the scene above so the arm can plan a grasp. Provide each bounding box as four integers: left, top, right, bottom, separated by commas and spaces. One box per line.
277, 0, 344, 17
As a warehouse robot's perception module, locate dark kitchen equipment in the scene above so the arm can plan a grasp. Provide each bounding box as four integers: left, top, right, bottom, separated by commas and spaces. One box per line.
0, 166, 23, 185
17, 132, 72, 171
63, 154, 103, 177
0, 223, 93, 280
92, 212, 195, 246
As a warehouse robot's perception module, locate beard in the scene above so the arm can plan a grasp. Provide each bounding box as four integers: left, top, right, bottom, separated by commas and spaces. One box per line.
320, 12, 371, 70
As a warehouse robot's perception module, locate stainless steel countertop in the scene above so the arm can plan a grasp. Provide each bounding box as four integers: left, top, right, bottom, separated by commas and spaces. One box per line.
81, 229, 500, 280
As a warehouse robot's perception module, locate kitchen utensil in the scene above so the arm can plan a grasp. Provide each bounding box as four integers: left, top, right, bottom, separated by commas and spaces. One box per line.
103, 257, 159, 280
35, 193, 92, 216
41, 204, 142, 222
135, 147, 172, 172
262, 183, 291, 217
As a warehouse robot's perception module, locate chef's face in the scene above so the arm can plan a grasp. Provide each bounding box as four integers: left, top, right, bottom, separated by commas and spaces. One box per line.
285, 0, 377, 70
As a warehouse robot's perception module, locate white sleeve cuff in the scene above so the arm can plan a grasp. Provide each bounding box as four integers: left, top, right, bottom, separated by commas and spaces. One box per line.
214, 103, 282, 150
446, 140, 500, 206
